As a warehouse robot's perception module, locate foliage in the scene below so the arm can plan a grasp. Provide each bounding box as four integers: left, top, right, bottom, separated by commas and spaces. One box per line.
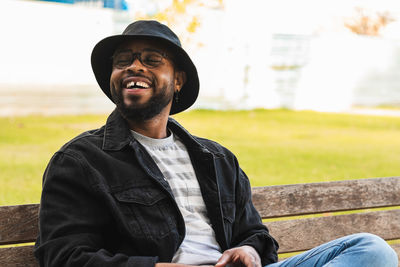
344, 7, 396, 36
134, 0, 224, 45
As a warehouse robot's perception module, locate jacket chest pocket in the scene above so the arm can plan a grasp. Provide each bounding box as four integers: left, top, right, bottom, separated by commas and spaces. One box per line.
113, 186, 176, 240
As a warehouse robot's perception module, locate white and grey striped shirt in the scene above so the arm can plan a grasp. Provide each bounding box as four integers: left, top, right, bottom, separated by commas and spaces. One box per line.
131, 130, 222, 265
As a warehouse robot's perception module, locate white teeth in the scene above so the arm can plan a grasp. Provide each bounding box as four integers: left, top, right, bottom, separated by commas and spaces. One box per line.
126, 81, 150, 88
136, 81, 150, 88
127, 81, 135, 88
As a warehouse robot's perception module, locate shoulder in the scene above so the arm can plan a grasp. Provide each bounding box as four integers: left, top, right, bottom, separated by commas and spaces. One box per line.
43, 126, 106, 184
168, 117, 237, 159
195, 136, 235, 157
57, 126, 105, 156
192, 136, 242, 173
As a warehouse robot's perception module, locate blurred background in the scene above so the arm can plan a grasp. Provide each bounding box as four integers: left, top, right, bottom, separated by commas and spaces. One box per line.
1, 0, 400, 205
1, 0, 400, 115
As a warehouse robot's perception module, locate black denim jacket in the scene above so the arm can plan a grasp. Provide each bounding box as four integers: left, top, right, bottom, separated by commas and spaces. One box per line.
34, 110, 278, 267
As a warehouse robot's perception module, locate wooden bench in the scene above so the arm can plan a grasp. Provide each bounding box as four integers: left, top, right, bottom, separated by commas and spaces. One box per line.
1, 177, 399, 266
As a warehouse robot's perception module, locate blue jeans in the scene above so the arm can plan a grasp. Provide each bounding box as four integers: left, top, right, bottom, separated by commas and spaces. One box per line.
267, 233, 398, 267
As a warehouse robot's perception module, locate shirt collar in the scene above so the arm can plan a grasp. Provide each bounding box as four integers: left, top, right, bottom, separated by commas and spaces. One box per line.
101, 109, 222, 157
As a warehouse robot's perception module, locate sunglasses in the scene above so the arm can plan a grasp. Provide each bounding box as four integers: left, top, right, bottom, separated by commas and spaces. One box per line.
111, 49, 168, 69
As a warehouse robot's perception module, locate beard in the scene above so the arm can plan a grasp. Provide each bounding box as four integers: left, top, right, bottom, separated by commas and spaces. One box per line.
111, 82, 174, 122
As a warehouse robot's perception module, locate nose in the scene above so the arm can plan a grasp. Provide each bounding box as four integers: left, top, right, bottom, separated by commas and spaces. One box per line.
127, 57, 145, 71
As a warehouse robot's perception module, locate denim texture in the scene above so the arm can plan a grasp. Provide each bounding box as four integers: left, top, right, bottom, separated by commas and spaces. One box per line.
267, 233, 398, 267
34, 109, 278, 267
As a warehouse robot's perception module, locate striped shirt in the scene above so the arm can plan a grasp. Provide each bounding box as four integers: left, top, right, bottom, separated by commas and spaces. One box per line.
131, 130, 222, 265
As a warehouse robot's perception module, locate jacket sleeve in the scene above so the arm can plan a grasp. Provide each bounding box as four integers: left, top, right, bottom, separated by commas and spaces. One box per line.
231, 160, 279, 265
34, 151, 158, 267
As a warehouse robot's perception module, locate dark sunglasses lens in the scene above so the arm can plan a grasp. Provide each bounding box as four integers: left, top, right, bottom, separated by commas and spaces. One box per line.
142, 51, 163, 67
112, 51, 164, 69
113, 51, 133, 68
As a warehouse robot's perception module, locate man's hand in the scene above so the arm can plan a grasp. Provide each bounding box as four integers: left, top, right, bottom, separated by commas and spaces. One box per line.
215, 245, 261, 267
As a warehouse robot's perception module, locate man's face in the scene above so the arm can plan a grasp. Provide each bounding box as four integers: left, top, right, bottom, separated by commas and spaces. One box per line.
109, 39, 184, 121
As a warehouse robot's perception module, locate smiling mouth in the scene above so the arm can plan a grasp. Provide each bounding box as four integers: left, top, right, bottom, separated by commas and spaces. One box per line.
126, 81, 150, 89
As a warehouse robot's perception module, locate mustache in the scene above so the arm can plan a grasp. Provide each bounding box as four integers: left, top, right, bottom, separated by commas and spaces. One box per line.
126, 71, 151, 79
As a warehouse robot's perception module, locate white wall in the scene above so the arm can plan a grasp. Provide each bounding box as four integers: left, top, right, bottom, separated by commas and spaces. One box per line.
0, 0, 116, 85
1, 0, 400, 115
0, 0, 117, 115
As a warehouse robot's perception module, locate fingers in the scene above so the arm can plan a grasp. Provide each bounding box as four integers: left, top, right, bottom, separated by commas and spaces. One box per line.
215, 246, 261, 267
215, 249, 243, 267
215, 251, 232, 267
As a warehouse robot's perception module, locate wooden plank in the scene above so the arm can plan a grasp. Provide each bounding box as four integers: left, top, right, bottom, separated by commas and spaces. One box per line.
0, 204, 39, 245
392, 243, 400, 265
391, 244, 400, 267
253, 177, 400, 218
266, 209, 400, 253
0, 245, 38, 267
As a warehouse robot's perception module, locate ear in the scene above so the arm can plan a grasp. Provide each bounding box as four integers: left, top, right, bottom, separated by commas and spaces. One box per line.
174, 70, 187, 92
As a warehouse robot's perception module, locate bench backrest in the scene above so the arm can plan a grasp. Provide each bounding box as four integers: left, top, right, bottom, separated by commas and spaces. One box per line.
252, 176, 400, 257
1, 177, 399, 266
0, 204, 38, 266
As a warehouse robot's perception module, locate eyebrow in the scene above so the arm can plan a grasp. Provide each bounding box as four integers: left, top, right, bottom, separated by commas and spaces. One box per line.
113, 48, 165, 55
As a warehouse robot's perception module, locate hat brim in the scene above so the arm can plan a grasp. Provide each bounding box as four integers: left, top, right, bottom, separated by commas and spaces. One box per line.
91, 34, 199, 115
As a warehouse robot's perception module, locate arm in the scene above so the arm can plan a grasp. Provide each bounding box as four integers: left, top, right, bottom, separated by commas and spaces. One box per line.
228, 160, 279, 266
34, 151, 158, 267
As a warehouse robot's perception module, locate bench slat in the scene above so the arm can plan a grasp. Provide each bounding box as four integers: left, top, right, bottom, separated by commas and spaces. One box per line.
0, 204, 39, 245
392, 243, 400, 264
267, 209, 400, 253
0, 246, 38, 267
253, 177, 400, 218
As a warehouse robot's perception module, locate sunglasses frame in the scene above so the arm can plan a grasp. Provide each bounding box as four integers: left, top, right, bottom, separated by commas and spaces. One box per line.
111, 49, 169, 69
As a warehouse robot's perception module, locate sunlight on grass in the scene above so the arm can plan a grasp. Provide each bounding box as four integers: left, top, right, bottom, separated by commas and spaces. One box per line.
1, 109, 400, 205
0, 114, 107, 205
174, 109, 400, 186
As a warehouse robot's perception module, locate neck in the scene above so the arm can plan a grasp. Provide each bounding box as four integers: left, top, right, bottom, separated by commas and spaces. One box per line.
126, 110, 170, 139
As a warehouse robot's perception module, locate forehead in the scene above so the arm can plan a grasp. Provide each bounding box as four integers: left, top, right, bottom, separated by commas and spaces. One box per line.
115, 38, 169, 53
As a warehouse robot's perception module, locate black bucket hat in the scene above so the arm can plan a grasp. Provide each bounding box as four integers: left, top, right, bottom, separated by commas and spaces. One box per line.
91, 20, 199, 115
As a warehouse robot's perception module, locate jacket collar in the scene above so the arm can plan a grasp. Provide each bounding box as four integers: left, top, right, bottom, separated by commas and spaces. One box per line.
167, 117, 207, 152
102, 109, 133, 151
102, 109, 221, 156
167, 117, 224, 157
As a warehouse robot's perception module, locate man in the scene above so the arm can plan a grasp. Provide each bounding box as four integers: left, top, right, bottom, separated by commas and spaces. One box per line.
35, 20, 398, 267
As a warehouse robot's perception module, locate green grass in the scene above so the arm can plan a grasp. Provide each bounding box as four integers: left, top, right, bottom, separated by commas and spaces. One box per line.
1, 109, 400, 205
0, 115, 106, 205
